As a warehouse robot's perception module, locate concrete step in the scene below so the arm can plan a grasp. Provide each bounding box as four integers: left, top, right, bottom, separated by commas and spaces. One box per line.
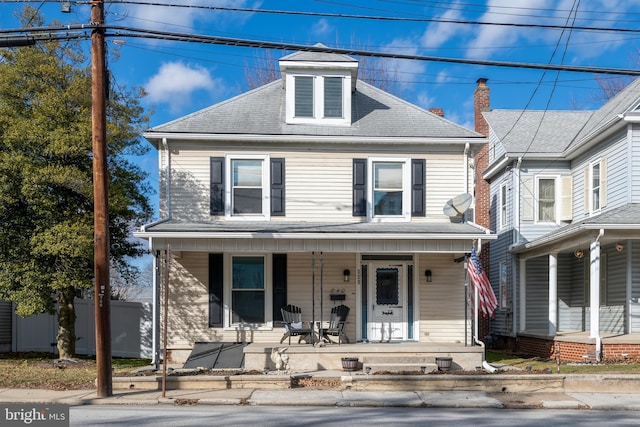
362, 356, 435, 364
363, 362, 438, 374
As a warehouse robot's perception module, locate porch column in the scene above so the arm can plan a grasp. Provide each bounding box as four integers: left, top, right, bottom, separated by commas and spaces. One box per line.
548, 253, 558, 336
519, 258, 526, 332
590, 239, 601, 339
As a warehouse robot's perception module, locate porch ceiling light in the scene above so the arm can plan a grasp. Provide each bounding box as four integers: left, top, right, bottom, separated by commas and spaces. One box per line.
574, 249, 584, 259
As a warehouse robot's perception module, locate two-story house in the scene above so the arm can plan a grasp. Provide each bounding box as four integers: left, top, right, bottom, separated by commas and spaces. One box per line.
135, 46, 494, 371
483, 78, 640, 362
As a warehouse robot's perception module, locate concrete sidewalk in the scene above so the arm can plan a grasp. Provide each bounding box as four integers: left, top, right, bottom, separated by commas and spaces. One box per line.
1, 387, 640, 410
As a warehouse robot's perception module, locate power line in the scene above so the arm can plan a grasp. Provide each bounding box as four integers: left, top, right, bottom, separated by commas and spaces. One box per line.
3, 23, 640, 76
104, 1, 640, 35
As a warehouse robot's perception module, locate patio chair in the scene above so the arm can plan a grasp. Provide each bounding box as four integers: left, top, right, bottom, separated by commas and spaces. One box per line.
318, 304, 350, 345
280, 304, 315, 344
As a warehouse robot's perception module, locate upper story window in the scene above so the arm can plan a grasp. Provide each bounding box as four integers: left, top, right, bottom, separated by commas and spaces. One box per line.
499, 182, 508, 229
537, 177, 557, 223
522, 175, 572, 223
373, 162, 404, 216
232, 160, 263, 214
586, 159, 606, 214
286, 72, 351, 125
352, 158, 425, 222
210, 156, 285, 219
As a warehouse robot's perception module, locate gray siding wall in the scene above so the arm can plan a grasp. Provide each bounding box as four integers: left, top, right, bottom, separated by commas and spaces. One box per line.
489, 230, 514, 335
632, 127, 640, 202
524, 256, 549, 333
571, 130, 627, 221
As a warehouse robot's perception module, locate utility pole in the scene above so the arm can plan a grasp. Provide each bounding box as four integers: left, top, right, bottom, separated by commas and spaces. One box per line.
91, 0, 112, 397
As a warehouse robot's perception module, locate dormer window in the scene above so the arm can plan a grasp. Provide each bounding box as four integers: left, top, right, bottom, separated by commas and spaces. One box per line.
288, 73, 349, 124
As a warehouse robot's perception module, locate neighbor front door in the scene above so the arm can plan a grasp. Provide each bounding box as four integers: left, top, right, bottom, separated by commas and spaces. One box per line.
367, 263, 406, 342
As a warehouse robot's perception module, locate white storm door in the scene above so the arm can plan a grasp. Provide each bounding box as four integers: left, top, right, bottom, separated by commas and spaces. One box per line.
368, 264, 405, 342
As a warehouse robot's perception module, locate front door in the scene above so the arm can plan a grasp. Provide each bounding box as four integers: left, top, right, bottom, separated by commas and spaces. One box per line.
367, 263, 405, 342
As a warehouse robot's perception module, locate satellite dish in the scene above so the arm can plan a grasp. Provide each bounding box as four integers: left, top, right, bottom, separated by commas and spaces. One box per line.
443, 193, 472, 222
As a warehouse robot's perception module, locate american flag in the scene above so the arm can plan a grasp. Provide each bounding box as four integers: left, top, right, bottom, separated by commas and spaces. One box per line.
468, 246, 498, 318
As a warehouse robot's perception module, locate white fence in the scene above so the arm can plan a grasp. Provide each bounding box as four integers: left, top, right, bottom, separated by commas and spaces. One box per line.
12, 298, 152, 358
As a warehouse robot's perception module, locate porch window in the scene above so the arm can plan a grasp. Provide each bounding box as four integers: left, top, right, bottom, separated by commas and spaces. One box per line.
537, 178, 556, 222
231, 256, 265, 324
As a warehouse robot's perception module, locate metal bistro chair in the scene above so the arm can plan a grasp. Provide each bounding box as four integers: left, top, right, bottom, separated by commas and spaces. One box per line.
280, 304, 315, 344
318, 304, 350, 345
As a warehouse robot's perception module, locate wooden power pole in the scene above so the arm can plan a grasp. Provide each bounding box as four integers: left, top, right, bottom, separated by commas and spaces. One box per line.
91, 0, 112, 397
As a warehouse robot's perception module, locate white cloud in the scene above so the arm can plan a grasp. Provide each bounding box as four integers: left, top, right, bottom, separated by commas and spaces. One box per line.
420, 7, 466, 49
312, 18, 332, 36
145, 62, 221, 113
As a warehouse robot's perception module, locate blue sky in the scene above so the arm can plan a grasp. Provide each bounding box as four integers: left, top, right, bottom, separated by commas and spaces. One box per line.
2, 0, 640, 221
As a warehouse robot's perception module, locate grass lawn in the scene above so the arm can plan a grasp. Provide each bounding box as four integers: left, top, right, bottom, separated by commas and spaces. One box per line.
0, 352, 150, 390
486, 351, 640, 374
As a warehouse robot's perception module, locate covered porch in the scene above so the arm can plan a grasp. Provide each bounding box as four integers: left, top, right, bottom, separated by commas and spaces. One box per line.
244, 341, 484, 373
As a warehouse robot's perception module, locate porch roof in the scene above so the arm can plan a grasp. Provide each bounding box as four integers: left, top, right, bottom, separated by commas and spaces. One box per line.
511, 203, 640, 259
135, 219, 495, 253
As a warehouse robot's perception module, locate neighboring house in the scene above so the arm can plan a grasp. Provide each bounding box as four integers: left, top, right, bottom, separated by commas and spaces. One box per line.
135, 46, 495, 369
483, 78, 640, 362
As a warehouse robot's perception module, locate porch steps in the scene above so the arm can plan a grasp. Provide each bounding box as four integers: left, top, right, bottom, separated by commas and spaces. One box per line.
362, 356, 438, 374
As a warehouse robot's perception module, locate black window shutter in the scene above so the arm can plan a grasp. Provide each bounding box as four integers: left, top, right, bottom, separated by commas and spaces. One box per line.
210, 157, 225, 215
272, 254, 287, 322
353, 159, 367, 216
270, 158, 285, 216
411, 159, 426, 217
208, 253, 224, 327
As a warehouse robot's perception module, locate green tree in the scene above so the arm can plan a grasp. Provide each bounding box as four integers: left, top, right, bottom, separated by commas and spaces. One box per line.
0, 7, 152, 359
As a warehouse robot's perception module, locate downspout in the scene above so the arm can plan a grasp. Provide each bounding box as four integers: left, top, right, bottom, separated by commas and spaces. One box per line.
474, 239, 497, 372
464, 143, 470, 194
594, 229, 604, 363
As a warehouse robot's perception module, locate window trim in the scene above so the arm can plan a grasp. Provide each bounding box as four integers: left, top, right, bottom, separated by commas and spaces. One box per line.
224, 253, 273, 329
535, 175, 559, 224
367, 157, 411, 222
225, 155, 270, 220
285, 71, 351, 125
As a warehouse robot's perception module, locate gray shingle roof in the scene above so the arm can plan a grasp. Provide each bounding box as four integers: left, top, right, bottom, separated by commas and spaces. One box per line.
483, 77, 640, 158
483, 110, 592, 156
146, 79, 482, 140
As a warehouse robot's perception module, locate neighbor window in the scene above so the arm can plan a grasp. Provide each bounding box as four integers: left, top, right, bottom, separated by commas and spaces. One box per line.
231, 256, 265, 324
537, 178, 556, 222
232, 159, 263, 214
591, 162, 601, 212
500, 183, 508, 229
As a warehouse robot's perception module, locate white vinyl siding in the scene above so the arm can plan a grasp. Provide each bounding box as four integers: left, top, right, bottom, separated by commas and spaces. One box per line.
162, 145, 469, 223
418, 253, 467, 343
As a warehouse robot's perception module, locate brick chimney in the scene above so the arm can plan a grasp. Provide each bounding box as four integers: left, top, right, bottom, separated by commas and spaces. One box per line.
429, 108, 444, 117
474, 78, 490, 137
472, 78, 491, 327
